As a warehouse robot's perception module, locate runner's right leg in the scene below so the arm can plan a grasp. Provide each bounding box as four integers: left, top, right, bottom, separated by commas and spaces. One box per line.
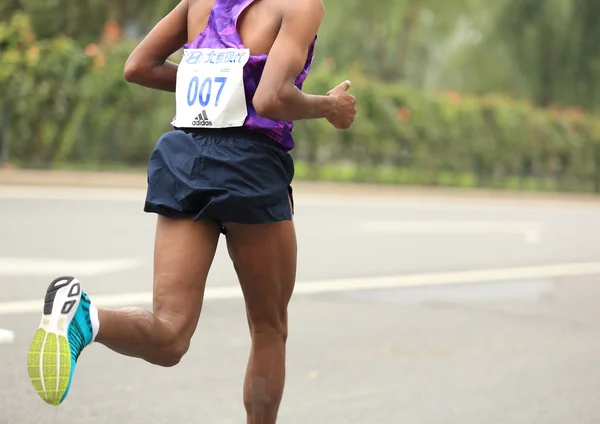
28, 216, 220, 405
224, 218, 297, 424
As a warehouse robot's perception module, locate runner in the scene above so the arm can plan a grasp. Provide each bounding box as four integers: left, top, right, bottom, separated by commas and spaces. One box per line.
27, 0, 356, 422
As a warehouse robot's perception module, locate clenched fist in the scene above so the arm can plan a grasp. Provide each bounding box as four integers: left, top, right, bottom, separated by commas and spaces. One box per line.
325, 80, 356, 130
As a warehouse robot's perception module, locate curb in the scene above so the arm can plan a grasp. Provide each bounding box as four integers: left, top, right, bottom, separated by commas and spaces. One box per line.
0, 168, 147, 189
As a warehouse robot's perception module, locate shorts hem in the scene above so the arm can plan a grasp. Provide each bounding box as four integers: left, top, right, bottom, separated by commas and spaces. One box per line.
143, 200, 293, 226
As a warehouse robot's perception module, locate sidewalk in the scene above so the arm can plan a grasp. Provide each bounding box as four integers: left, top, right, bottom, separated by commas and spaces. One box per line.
1, 167, 599, 206
0, 168, 147, 189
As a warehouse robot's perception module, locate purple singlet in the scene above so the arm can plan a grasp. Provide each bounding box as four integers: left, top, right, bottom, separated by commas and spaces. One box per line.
179, 0, 316, 151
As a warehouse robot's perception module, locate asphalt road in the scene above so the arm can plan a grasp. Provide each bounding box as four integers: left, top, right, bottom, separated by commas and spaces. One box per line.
1, 185, 600, 424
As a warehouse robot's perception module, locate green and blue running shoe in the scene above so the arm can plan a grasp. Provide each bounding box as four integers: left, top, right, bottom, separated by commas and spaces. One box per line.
27, 276, 99, 405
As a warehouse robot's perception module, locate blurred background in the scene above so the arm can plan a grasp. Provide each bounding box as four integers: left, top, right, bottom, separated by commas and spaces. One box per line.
1, 0, 600, 192
2, 1, 600, 423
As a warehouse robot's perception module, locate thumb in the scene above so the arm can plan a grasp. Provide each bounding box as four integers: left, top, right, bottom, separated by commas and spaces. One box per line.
328, 80, 352, 95
337, 80, 352, 91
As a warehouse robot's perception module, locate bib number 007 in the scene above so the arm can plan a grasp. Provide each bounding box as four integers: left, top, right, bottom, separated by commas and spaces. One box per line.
187, 76, 228, 107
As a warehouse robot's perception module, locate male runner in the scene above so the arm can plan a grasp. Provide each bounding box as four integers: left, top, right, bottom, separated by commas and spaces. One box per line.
27, 0, 356, 422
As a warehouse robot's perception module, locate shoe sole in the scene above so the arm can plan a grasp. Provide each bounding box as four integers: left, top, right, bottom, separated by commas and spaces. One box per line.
27, 276, 82, 405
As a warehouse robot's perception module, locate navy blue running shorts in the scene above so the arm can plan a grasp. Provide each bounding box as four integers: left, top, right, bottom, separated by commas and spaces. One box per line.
144, 127, 294, 233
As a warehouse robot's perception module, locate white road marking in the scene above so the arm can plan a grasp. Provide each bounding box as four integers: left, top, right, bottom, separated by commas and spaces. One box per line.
524, 231, 541, 244
0, 328, 15, 345
1, 260, 600, 315
361, 220, 542, 243
0, 257, 144, 277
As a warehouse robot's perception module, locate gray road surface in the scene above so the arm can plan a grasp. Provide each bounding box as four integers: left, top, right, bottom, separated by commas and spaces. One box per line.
1, 186, 600, 424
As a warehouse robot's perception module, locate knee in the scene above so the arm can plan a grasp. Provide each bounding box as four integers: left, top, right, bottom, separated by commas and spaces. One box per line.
250, 323, 288, 341
149, 313, 193, 367
151, 339, 191, 368
247, 308, 288, 341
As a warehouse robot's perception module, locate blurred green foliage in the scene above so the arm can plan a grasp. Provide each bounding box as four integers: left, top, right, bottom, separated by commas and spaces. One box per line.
1, 0, 600, 192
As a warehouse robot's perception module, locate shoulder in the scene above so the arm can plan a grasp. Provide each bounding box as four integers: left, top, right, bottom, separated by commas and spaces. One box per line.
279, 0, 324, 21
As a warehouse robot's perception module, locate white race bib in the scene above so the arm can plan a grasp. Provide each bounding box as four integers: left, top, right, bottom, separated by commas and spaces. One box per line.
172, 48, 250, 128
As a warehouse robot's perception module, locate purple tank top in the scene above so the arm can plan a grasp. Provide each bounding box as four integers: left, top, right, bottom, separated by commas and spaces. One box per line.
180, 0, 316, 151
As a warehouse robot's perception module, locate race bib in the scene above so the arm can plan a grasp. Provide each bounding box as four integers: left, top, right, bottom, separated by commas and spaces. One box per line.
171, 48, 250, 128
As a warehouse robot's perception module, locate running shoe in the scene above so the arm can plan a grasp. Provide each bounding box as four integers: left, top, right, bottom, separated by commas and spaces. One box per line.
27, 276, 99, 405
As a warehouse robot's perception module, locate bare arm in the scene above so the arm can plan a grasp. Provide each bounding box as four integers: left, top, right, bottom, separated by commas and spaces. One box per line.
252, 0, 339, 121
123, 0, 188, 92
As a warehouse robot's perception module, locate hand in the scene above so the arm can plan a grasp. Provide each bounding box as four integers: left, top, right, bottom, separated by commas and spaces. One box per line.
325, 80, 357, 129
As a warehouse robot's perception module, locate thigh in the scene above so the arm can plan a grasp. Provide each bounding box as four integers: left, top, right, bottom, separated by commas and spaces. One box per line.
153, 215, 221, 339
224, 220, 297, 334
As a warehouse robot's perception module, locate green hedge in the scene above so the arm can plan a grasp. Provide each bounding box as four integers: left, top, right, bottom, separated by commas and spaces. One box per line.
2, 14, 600, 192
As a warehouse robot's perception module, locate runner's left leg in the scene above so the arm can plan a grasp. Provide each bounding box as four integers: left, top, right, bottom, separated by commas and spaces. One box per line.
28, 216, 220, 405
95, 217, 220, 365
